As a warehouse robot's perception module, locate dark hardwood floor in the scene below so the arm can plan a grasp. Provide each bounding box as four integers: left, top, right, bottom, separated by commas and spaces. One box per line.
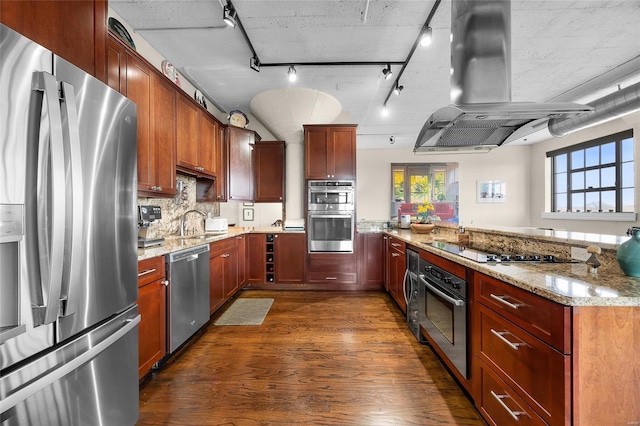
137, 290, 485, 425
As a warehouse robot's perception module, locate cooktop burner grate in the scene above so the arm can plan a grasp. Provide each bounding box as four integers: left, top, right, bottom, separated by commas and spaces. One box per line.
429, 241, 575, 264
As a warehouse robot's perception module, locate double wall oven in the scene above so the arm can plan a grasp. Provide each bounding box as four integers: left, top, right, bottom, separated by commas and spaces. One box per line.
307, 180, 355, 253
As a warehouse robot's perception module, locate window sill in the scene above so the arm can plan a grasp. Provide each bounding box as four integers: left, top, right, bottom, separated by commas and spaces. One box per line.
541, 212, 636, 221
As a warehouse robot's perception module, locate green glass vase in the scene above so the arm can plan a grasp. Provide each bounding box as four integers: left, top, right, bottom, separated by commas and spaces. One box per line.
617, 228, 640, 277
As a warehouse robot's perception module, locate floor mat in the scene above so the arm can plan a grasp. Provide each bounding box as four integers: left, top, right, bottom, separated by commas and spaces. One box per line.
214, 298, 274, 326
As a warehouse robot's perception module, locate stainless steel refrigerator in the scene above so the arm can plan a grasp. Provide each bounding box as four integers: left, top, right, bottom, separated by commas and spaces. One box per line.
0, 24, 140, 425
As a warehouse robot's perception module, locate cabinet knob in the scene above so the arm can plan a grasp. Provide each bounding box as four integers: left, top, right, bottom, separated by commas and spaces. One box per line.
157, 186, 162, 191
161, 280, 169, 286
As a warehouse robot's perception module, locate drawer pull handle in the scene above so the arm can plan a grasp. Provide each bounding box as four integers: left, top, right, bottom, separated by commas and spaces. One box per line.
137, 268, 156, 277
490, 329, 523, 351
222, 253, 230, 258
391, 243, 401, 247
391, 253, 400, 257
490, 294, 521, 310
325, 277, 338, 280
490, 390, 526, 421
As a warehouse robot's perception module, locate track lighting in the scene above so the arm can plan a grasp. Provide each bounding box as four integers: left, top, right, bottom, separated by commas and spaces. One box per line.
223, 5, 237, 28
382, 64, 392, 80
381, 105, 389, 117
250, 56, 260, 72
420, 27, 433, 47
288, 65, 297, 82
393, 82, 404, 96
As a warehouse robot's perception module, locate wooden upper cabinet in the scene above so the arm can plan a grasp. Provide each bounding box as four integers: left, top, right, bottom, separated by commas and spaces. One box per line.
106, 35, 126, 92
176, 94, 200, 171
1, 0, 107, 81
216, 125, 227, 201
152, 78, 177, 197
122, 50, 176, 197
198, 112, 218, 177
254, 141, 285, 202
304, 125, 357, 179
227, 126, 255, 201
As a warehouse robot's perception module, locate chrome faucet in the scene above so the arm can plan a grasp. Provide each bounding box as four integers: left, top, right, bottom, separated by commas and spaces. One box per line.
180, 209, 206, 237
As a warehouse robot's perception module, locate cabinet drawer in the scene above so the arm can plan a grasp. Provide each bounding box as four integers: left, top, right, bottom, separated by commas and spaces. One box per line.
477, 364, 547, 426
388, 237, 405, 253
306, 272, 357, 284
476, 273, 570, 353
210, 238, 237, 256
477, 304, 570, 425
138, 256, 165, 287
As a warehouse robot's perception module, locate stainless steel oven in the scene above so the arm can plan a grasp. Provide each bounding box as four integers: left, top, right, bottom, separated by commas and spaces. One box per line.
307, 212, 354, 252
418, 258, 468, 378
308, 180, 354, 212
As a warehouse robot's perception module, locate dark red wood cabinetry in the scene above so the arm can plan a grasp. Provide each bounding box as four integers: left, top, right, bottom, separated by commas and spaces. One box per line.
386, 236, 406, 312
209, 238, 240, 314
304, 125, 356, 179
254, 141, 285, 202
274, 233, 305, 283
227, 126, 257, 201
357, 233, 384, 289
1, 0, 107, 81
137, 256, 167, 379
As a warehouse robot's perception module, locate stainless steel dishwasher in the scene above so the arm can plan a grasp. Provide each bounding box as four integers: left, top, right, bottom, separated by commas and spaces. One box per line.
166, 244, 210, 353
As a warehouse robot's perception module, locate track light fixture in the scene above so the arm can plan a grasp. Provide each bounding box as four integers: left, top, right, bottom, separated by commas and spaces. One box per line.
381, 104, 389, 117
288, 65, 297, 82
223, 5, 237, 28
393, 82, 404, 96
382, 64, 392, 80
250, 56, 260, 72
420, 27, 433, 47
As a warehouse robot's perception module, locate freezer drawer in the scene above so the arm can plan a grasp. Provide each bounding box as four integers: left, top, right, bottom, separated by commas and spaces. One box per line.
0, 306, 140, 426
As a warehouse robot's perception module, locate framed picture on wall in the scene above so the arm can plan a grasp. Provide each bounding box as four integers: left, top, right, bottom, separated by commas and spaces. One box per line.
477, 180, 506, 203
243, 208, 254, 221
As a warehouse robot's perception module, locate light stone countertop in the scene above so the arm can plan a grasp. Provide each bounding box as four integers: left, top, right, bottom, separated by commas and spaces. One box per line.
385, 229, 640, 307
137, 226, 303, 261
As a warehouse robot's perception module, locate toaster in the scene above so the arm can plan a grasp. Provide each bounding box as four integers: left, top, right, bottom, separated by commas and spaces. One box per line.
205, 217, 228, 233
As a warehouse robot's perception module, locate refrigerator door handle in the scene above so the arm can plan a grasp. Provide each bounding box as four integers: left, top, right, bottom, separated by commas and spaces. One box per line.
31, 71, 66, 326
0, 313, 141, 414
59, 81, 83, 317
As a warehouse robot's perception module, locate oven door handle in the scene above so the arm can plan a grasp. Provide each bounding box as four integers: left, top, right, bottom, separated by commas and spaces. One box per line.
419, 274, 465, 307
308, 214, 352, 219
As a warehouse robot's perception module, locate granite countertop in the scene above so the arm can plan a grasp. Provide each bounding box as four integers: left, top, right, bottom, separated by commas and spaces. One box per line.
385, 229, 640, 307
137, 226, 303, 261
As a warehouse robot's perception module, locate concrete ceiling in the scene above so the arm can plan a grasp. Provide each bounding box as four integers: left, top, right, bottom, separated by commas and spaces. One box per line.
110, 0, 640, 150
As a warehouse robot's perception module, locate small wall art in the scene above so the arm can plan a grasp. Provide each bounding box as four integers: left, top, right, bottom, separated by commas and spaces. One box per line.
477, 180, 506, 203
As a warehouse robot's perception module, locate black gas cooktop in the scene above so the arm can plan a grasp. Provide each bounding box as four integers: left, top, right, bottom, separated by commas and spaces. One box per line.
429, 241, 575, 264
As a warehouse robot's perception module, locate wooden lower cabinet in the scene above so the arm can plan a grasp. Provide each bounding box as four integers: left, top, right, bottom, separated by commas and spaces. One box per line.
386, 237, 406, 312
209, 238, 240, 314
306, 252, 358, 287
274, 233, 305, 283
246, 233, 266, 284
357, 233, 384, 289
137, 256, 167, 379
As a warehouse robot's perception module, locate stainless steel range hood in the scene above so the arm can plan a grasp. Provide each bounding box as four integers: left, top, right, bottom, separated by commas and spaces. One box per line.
414, 0, 592, 153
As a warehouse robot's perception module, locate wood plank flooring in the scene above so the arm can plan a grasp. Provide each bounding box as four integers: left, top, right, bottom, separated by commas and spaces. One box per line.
137, 290, 485, 425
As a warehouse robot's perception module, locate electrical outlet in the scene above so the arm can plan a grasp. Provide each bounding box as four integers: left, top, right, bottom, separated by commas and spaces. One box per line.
571, 247, 590, 261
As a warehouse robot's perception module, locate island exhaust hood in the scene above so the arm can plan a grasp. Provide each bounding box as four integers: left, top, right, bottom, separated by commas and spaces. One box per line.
414, 0, 593, 153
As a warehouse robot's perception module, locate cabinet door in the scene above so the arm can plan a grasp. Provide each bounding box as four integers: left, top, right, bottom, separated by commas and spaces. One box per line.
137, 280, 166, 379
198, 112, 218, 177
227, 127, 254, 201
224, 249, 239, 298
216, 125, 227, 201
152, 78, 177, 196
125, 54, 153, 195
274, 234, 305, 283
1, 0, 107, 80
304, 127, 330, 179
176, 94, 199, 171
388, 248, 406, 313
236, 235, 246, 287
106, 34, 126, 93
254, 142, 285, 202
209, 254, 225, 314
359, 233, 384, 287
383, 235, 390, 291
331, 127, 356, 179
246, 233, 265, 284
